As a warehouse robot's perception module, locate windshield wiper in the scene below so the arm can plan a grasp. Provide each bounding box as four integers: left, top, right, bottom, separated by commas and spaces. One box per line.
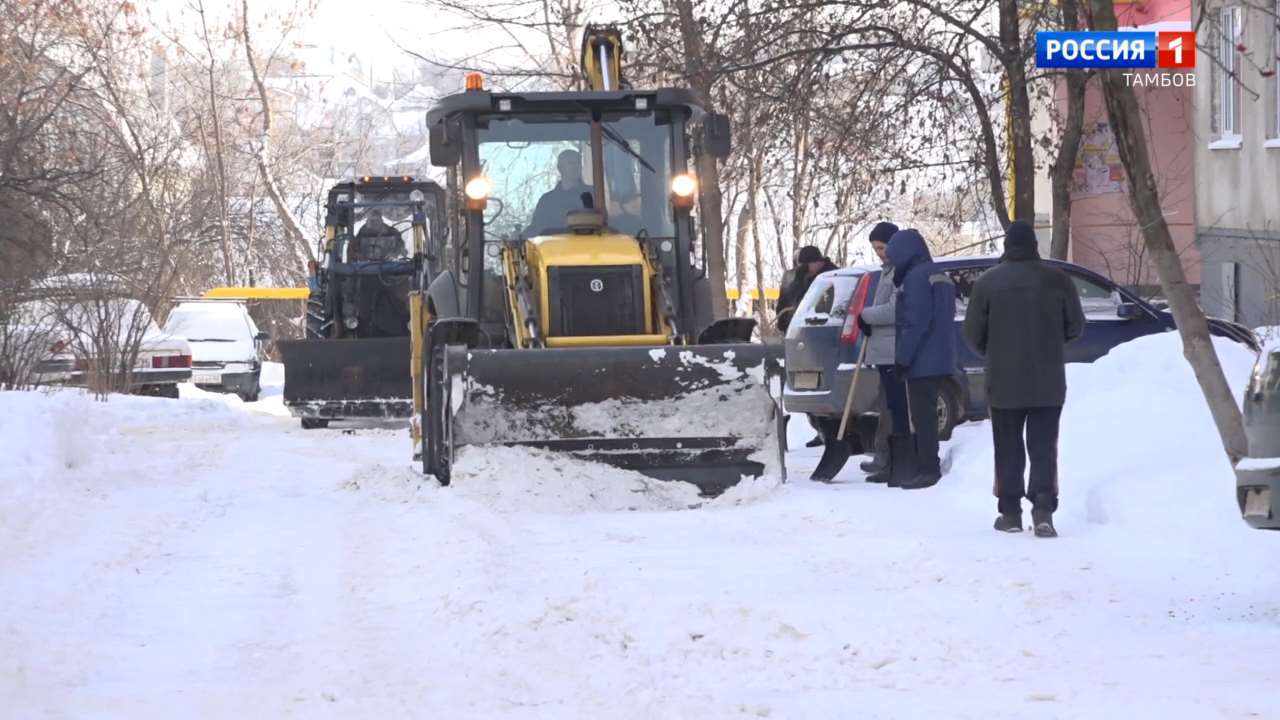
186, 338, 235, 342
601, 123, 656, 174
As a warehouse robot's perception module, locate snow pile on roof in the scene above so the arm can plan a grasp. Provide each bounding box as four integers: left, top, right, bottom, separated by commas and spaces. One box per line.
1254, 325, 1280, 353
945, 330, 1258, 537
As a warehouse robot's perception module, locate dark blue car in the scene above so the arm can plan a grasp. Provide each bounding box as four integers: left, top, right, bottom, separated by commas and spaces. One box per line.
782, 255, 1258, 447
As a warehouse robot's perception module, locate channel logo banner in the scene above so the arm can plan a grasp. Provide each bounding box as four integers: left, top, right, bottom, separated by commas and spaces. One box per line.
1036, 31, 1195, 69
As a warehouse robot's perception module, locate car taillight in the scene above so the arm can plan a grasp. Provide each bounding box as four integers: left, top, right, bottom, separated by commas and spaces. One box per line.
153, 354, 192, 369
839, 274, 872, 345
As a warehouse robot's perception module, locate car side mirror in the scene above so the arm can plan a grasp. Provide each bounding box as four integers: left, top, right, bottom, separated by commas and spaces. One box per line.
254, 331, 271, 342
703, 112, 731, 159
1117, 302, 1141, 320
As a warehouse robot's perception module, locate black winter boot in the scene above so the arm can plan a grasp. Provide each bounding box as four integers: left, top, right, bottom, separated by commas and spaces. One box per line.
993, 513, 1023, 533
805, 435, 824, 448
1032, 510, 1057, 538
887, 434, 916, 488
900, 470, 941, 490
859, 452, 887, 474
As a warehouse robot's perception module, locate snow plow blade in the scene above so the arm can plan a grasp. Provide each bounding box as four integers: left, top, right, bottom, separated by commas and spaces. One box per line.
278, 337, 412, 420
441, 343, 784, 496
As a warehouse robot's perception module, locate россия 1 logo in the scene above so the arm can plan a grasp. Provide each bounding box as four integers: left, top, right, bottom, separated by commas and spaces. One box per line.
1036, 30, 1196, 86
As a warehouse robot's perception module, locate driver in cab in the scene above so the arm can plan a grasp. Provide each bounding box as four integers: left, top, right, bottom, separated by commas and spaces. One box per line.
527, 149, 593, 236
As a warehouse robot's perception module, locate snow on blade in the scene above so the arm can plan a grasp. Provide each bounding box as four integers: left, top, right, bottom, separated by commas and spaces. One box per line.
677, 349, 745, 382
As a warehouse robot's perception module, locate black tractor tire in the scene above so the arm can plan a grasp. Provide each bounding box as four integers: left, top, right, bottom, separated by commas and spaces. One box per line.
238, 374, 262, 403
305, 295, 328, 339
423, 341, 452, 485
301, 417, 330, 430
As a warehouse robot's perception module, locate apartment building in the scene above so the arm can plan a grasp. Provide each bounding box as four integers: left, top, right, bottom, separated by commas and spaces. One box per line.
1194, 0, 1280, 327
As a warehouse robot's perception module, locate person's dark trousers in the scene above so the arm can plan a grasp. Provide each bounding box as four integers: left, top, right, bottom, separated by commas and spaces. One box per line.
872, 365, 910, 452
990, 406, 1063, 515
905, 375, 943, 475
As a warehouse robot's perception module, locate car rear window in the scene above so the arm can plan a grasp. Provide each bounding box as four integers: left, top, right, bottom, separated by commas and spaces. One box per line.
795, 273, 863, 320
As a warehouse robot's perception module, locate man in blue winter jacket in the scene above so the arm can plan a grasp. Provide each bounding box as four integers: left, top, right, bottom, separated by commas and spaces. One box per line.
884, 229, 957, 489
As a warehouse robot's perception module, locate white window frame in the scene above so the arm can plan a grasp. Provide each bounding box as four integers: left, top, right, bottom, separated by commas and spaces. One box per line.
1210, 6, 1244, 149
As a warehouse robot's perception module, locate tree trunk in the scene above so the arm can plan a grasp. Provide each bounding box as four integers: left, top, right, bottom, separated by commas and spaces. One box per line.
1049, 0, 1087, 260
749, 151, 769, 336
241, 0, 314, 268
673, 0, 729, 319
197, 0, 235, 286
1091, 0, 1247, 463
999, 0, 1035, 223
734, 201, 750, 303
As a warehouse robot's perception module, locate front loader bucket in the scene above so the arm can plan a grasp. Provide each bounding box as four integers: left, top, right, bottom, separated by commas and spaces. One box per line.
440, 343, 784, 496
279, 337, 412, 420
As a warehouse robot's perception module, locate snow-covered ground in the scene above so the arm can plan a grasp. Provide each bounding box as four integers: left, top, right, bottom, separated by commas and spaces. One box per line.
3, 336, 1279, 719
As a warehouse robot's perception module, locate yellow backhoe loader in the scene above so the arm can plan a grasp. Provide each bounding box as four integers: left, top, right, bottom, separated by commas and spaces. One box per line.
409, 26, 784, 495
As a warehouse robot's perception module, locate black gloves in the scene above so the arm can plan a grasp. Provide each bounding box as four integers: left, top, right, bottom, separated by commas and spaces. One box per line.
856, 313, 872, 337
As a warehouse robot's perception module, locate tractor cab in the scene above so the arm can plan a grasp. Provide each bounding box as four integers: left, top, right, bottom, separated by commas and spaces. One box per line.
425, 76, 731, 348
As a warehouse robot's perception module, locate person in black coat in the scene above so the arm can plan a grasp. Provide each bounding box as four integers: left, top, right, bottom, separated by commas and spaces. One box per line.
775, 245, 839, 452
774, 246, 837, 334
962, 220, 1085, 537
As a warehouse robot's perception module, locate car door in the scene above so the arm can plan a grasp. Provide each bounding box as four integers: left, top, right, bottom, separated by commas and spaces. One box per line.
1064, 271, 1165, 363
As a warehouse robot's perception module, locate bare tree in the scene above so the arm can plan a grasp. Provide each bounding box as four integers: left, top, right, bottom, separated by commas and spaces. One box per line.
241, 0, 315, 269
1090, 0, 1247, 462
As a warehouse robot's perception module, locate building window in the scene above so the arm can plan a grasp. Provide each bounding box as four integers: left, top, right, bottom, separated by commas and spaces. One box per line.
1211, 6, 1244, 146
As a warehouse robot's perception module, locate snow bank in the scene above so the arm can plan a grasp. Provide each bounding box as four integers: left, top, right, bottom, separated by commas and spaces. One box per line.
945, 331, 1258, 540
0, 389, 244, 476
175, 361, 290, 417
449, 445, 708, 512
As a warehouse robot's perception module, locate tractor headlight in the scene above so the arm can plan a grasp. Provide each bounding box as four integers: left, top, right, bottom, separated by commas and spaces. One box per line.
344, 316, 359, 330
464, 176, 490, 210
670, 173, 697, 208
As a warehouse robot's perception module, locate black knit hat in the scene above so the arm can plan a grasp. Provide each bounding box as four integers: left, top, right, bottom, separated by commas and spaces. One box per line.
1005, 220, 1038, 251
797, 245, 823, 264
869, 221, 899, 244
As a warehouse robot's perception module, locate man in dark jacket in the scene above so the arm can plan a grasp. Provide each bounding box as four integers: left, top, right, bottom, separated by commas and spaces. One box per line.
774, 245, 837, 334
962, 220, 1085, 537
885, 229, 956, 490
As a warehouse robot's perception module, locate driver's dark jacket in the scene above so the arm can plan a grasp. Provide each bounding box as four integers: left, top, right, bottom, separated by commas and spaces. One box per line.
527, 183, 593, 236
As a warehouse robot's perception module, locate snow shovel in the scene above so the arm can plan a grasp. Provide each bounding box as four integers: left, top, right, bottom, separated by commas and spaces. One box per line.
810, 340, 868, 482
